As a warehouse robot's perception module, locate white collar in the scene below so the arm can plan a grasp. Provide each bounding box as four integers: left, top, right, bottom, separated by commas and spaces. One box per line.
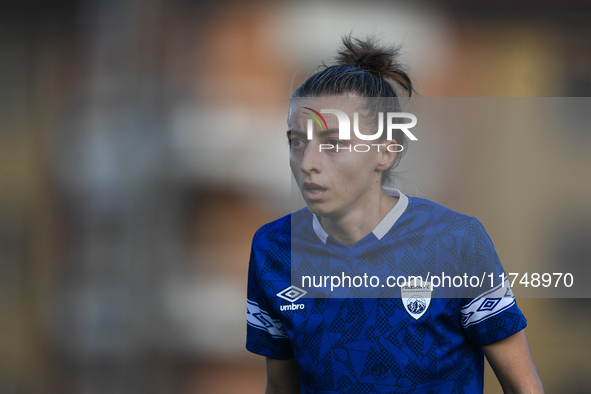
312, 188, 409, 244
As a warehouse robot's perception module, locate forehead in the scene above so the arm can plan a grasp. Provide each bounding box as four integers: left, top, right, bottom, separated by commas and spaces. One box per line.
288, 97, 365, 124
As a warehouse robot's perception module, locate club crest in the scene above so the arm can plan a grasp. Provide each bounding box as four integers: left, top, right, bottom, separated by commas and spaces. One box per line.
401, 281, 432, 320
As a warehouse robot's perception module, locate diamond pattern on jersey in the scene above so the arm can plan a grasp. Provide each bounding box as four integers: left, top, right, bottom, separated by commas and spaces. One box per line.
262, 245, 289, 277
423, 237, 437, 260
404, 323, 428, 357
305, 353, 333, 392
406, 228, 425, 250
362, 242, 397, 271
405, 358, 432, 385
484, 312, 507, 342
504, 311, 526, 333
336, 374, 353, 390
332, 347, 358, 380
360, 343, 402, 380
400, 252, 422, 274
306, 324, 323, 360
346, 382, 375, 394
248, 327, 293, 359
387, 319, 410, 348
378, 298, 398, 317
440, 360, 467, 383
311, 297, 329, 314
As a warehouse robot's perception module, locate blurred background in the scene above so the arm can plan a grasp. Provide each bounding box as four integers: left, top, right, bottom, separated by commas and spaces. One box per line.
0, 0, 590, 393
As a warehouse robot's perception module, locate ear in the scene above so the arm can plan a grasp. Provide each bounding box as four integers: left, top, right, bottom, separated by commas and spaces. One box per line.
375, 140, 398, 171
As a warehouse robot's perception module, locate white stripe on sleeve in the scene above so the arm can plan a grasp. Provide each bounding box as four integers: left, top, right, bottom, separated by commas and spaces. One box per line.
461, 278, 516, 328
247, 299, 288, 339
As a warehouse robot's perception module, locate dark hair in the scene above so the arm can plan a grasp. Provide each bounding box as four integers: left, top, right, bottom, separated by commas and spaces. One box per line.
291, 35, 415, 186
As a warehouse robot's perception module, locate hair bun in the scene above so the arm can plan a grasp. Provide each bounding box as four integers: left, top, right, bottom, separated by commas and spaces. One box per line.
335, 35, 414, 97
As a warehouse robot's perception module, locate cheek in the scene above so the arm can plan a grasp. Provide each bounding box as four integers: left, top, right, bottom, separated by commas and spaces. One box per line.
289, 158, 301, 180
329, 154, 372, 185
337, 152, 378, 177
289, 151, 301, 168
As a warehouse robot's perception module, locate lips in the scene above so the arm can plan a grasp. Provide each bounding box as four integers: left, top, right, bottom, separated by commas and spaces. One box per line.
302, 182, 327, 201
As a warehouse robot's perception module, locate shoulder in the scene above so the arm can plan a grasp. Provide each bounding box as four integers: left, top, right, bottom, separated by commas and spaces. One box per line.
248, 210, 314, 295
405, 195, 481, 232
252, 207, 313, 246
401, 196, 495, 258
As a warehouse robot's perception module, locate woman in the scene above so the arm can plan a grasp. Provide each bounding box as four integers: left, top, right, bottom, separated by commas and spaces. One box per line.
246, 35, 544, 394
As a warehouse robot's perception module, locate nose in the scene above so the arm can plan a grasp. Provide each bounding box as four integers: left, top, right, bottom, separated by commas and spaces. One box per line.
300, 142, 322, 175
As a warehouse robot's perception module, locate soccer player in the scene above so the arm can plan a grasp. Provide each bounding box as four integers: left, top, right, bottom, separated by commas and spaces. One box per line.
246, 35, 544, 393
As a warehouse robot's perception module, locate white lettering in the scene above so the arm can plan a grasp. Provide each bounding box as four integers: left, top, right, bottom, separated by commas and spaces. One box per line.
280, 303, 306, 311
320, 109, 351, 139
331, 276, 341, 292
306, 119, 314, 140
353, 112, 384, 140
302, 276, 311, 287
397, 276, 407, 287
306, 110, 416, 142
353, 144, 370, 152
352, 276, 363, 287
341, 272, 352, 287
431, 275, 440, 288
387, 144, 404, 152
387, 113, 418, 141
369, 276, 379, 287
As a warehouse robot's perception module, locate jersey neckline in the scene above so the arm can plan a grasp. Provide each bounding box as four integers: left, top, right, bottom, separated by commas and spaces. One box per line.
311, 188, 409, 244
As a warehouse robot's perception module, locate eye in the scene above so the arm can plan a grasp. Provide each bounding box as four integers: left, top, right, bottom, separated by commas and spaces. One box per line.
327, 139, 345, 147
289, 138, 306, 149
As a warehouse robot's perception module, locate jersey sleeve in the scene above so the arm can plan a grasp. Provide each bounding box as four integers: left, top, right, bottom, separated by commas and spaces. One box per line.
246, 233, 294, 359
459, 217, 527, 346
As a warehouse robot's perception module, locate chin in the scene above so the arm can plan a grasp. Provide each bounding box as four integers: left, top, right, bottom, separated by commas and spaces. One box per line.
304, 200, 323, 214
305, 201, 334, 218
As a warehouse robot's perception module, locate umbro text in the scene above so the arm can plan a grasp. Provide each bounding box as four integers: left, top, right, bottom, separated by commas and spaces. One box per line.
280, 303, 305, 311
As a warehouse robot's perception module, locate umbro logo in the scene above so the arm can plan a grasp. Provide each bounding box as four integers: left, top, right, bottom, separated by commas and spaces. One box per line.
277, 285, 307, 303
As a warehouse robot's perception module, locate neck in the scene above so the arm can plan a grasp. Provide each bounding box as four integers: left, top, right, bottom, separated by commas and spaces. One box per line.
319, 184, 398, 246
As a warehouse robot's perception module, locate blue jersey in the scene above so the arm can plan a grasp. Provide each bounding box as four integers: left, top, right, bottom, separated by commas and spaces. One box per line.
246, 189, 526, 394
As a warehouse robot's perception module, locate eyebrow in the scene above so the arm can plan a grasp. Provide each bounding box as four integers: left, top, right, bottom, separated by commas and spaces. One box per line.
286, 129, 340, 139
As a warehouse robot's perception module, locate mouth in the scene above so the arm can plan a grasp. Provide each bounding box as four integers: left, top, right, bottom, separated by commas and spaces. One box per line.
302, 182, 327, 201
